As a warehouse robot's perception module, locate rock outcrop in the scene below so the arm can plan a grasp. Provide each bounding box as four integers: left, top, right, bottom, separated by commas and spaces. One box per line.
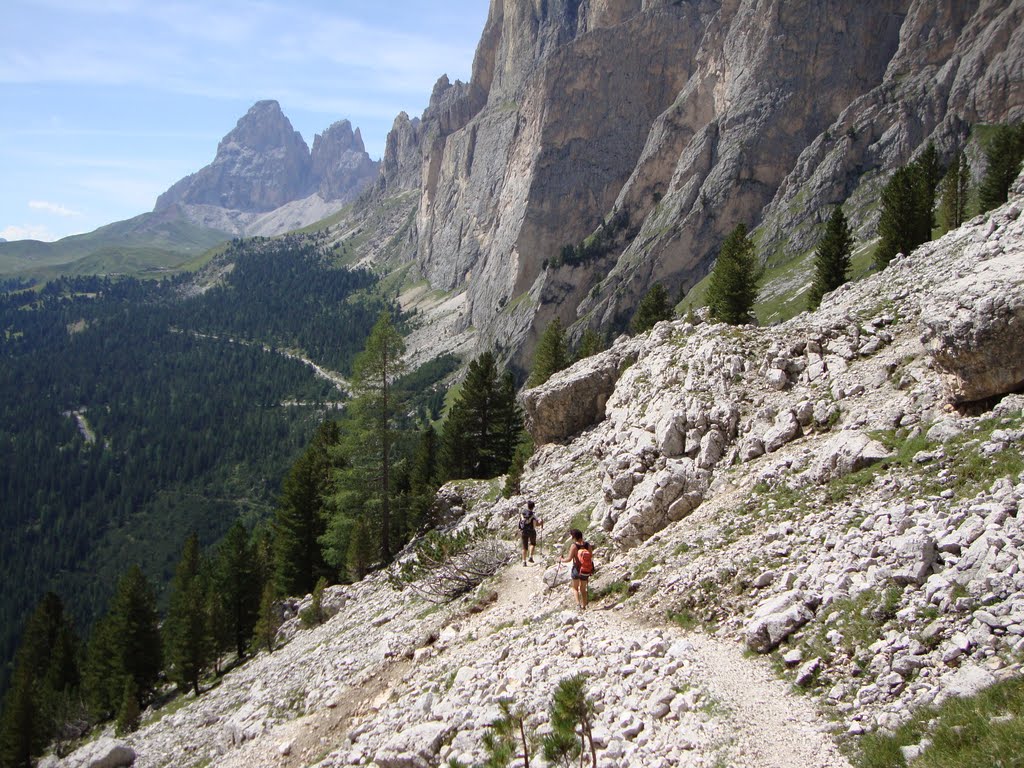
920, 203, 1024, 402
377, 0, 1023, 373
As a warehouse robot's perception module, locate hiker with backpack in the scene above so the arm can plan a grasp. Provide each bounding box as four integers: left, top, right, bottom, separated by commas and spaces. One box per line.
519, 500, 544, 566
560, 528, 594, 610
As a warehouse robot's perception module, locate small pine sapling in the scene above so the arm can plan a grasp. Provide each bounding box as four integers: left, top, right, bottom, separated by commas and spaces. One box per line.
299, 576, 328, 627
542, 674, 597, 768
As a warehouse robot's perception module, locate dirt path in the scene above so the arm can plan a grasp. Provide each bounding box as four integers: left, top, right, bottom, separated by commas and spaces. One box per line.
483, 559, 853, 768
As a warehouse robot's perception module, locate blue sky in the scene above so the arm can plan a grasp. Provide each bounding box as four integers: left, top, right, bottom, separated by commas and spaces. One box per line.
1, 0, 489, 242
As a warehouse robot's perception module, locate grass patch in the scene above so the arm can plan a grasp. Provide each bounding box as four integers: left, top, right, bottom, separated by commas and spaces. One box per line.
633, 555, 659, 579
794, 585, 904, 677
591, 579, 630, 604
667, 609, 700, 631
854, 677, 1024, 768
569, 508, 593, 533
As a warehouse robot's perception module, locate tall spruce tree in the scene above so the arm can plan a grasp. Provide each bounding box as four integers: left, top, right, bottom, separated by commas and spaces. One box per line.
807, 206, 854, 310
441, 352, 524, 481
706, 223, 760, 325
273, 419, 341, 596
939, 150, 971, 232
916, 141, 942, 231
407, 425, 440, 533
212, 520, 259, 660
0, 594, 80, 768
631, 283, 674, 333
252, 583, 280, 654
978, 123, 1024, 213
574, 328, 604, 361
164, 534, 209, 696
322, 313, 407, 569
83, 565, 162, 718
874, 162, 932, 269
527, 318, 569, 388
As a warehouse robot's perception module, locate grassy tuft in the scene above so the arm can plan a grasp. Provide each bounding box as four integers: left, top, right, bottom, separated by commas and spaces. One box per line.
854, 677, 1024, 768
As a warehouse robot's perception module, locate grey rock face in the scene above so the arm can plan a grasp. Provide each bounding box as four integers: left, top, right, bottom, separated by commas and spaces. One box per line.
156, 100, 313, 213
380, 0, 1024, 372
521, 336, 642, 445
311, 120, 379, 201
156, 101, 378, 217
61, 738, 135, 768
920, 212, 1024, 403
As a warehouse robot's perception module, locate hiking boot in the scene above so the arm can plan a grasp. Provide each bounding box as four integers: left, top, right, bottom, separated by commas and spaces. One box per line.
528, 557, 534, 563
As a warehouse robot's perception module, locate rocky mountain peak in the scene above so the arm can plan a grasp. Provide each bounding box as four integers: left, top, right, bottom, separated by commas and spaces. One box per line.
155, 102, 379, 221
311, 120, 379, 201
218, 99, 308, 156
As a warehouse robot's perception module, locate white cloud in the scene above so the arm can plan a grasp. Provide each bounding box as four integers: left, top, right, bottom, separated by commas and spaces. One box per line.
1, 224, 59, 242
29, 200, 82, 217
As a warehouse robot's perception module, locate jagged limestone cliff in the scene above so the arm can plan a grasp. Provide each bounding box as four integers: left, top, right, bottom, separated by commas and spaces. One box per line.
378, 0, 1023, 374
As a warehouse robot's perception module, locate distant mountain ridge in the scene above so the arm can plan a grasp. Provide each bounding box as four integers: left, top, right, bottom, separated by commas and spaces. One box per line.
155, 100, 379, 235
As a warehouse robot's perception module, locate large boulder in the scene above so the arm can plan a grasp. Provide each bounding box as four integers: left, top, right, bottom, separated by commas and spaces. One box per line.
745, 590, 820, 653
374, 721, 453, 768
920, 221, 1024, 402
61, 738, 135, 768
810, 430, 892, 483
522, 339, 641, 445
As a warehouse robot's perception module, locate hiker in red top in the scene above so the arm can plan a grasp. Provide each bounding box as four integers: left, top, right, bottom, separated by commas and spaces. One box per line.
560, 528, 593, 611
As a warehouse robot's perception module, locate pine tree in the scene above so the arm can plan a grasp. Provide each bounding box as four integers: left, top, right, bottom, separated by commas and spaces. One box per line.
978, 123, 1024, 213
345, 519, 374, 582
0, 593, 80, 768
322, 313, 408, 572
574, 328, 604, 361
114, 680, 140, 736
83, 565, 162, 718
164, 534, 209, 696
252, 584, 280, 654
542, 674, 596, 768
706, 223, 760, 325
441, 352, 524, 481
631, 283, 673, 333
0, 670, 36, 768
527, 318, 569, 388
273, 419, 341, 596
502, 434, 535, 499
916, 141, 942, 231
481, 698, 534, 768
807, 205, 854, 310
407, 425, 440, 533
938, 150, 971, 232
299, 577, 329, 627
874, 162, 932, 269
213, 520, 259, 659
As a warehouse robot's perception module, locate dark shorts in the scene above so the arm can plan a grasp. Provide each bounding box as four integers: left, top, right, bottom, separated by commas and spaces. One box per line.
571, 566, 589, 581
521, 526, 536, 547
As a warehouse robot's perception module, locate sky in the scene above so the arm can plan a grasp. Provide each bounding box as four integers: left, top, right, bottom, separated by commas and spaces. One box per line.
0, 0, 490, 242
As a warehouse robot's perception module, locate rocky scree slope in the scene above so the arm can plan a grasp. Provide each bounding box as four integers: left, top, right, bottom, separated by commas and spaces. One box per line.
50, 179, 1024, 768
523, 175, 1024, 738
377, 0, 1023, 373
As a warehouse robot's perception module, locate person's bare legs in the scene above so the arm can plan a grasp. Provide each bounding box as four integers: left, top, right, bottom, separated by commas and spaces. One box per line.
580, 579, 588, 610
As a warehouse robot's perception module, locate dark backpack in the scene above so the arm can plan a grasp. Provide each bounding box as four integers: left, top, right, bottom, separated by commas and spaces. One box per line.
519, 510, 535, 530
577, 545, 594, 575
